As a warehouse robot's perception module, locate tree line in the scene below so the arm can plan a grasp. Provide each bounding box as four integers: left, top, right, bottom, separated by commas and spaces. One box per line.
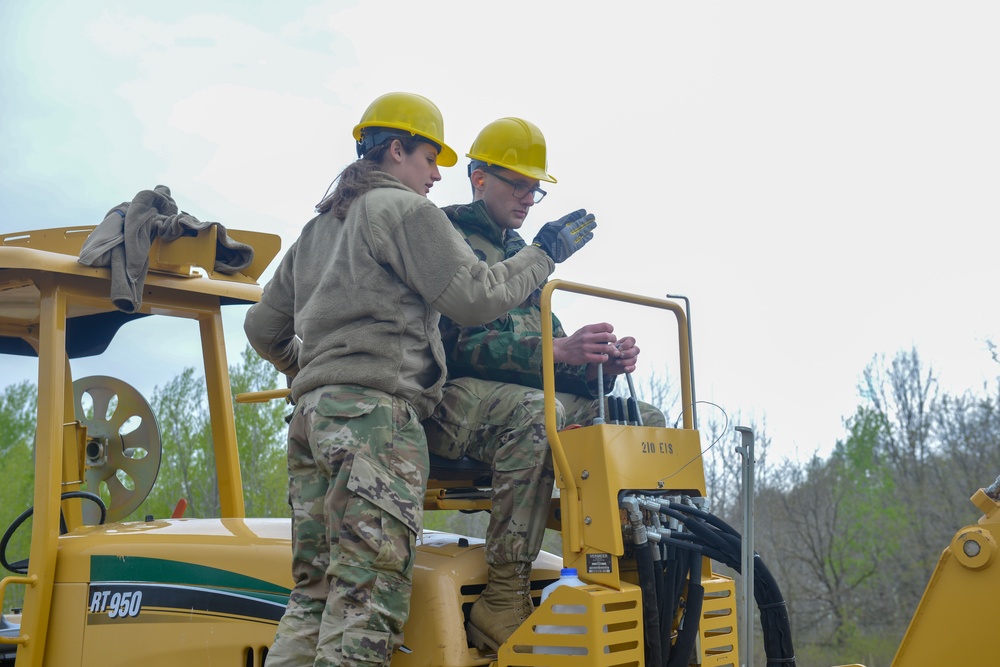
696, 347, 1000, 666
3, 344, 999, 667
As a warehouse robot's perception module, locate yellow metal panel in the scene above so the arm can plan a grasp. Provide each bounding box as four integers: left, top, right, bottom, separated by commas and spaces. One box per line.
700, 572, 739, 667
554, 424, 705, 573
149, 226, 217, 277
890, 491, 1000, 666
0, 227, 95, 255
0, 226, 278, 304
225, 229, 281, 282
499, 582, 644, 667
38, 583, 86, 667
395, 534, 563, 667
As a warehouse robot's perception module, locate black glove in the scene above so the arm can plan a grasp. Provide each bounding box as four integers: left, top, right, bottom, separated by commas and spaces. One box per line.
531, 209, 597, 263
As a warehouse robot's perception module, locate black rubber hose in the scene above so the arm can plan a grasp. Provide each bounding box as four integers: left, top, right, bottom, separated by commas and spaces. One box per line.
662, 508, 731, 554
671, 547, 689, 626
753, 554, 796, 667
0, 505, 35, 574
667, 546, 692, 663
665, 547, 704, 667
654, 548, 666, 661
666, 513, 796, 667
669, 501, 741, 538
659, 536, 740, 667
1, 491, 107, 575
662, 509, 742, 570
659, 544, 678, 664
635, 541, 663, 667
654, 553, 665, 613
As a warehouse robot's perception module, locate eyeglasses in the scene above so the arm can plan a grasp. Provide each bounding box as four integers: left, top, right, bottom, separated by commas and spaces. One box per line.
485, 170, 547, 204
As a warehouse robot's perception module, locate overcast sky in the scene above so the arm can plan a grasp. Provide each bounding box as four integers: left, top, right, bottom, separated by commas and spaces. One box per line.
3, 1, 998, 464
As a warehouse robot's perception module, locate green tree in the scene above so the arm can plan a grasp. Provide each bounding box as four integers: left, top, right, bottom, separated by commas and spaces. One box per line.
858, 349, 961, 619
138, 347, 292, 520
0, 380, 36, 458
0, 380, 38, 612
754, 347, 1000, 664
146, 368, 217, 518
831, 406, 908, 635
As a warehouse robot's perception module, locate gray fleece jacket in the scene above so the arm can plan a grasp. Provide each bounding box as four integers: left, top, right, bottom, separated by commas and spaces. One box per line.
79, 185, 254, 313
244, 171, 554, 419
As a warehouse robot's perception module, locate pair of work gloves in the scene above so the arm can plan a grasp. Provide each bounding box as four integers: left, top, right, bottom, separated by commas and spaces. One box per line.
531, 209, 597, 263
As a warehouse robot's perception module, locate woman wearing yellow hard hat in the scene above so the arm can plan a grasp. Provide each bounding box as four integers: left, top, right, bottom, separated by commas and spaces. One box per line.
245, 92, 597, 667
351, 91, 458, 167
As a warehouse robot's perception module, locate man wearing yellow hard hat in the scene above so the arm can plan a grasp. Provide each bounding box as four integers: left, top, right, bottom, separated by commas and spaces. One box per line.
248, 94, 597, 667
423, 117, 665, 652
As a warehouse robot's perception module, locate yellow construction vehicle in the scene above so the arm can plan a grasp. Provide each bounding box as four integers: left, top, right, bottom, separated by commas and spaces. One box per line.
1, 223, 998, 667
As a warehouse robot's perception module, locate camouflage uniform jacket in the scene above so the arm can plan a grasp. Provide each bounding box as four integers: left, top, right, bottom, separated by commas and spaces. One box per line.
440, 201, 603, 398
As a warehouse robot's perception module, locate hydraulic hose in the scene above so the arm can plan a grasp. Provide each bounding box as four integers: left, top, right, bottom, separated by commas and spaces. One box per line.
752, 554, 796, 667
662, 507, 731, 554
654, 548, 665, 624
635, 541, 663, 667
659, 543, 677, 664
657, 499, 796, 667
669, 501, 740, 538
655, 546, 668, 664
670, 547, 689, 631
622, 497, 664, 666
665, 547, 704, 667
631, 496, 796, 666
666, 545, 692, 664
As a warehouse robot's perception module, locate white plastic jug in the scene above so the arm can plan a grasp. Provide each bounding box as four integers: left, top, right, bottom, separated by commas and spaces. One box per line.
533, 567, 587, 656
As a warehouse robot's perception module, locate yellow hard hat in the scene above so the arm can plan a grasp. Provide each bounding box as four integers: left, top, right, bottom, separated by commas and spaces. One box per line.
466, 117, 556, 183
352, 92, 458, 167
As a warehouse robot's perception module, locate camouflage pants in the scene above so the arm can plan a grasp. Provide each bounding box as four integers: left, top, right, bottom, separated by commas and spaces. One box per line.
267, 384, 428, 667
423, 376, 665, 565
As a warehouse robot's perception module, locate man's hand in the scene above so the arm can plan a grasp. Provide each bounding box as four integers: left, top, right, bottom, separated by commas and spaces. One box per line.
603, 336, 639, 376
552, 323, 617, 365
553, 324, 644, 380
531, 209, 597, 263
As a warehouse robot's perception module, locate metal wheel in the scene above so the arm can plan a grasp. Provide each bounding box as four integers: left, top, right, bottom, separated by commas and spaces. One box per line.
73, 376, 162, 523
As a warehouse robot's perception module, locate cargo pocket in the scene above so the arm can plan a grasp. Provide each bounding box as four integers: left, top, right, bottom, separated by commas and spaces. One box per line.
494, 446, 549, 473
342, 628, 392, 664
315, 390, 380, 422
341, 453, 423, 575
311, 389, 383, 475
493, 398, 552, 473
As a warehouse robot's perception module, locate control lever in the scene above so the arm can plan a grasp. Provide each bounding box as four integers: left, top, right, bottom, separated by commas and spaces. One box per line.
627, 397, 640, 426
625, 372, 643, 426
607, 394, 620, 424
